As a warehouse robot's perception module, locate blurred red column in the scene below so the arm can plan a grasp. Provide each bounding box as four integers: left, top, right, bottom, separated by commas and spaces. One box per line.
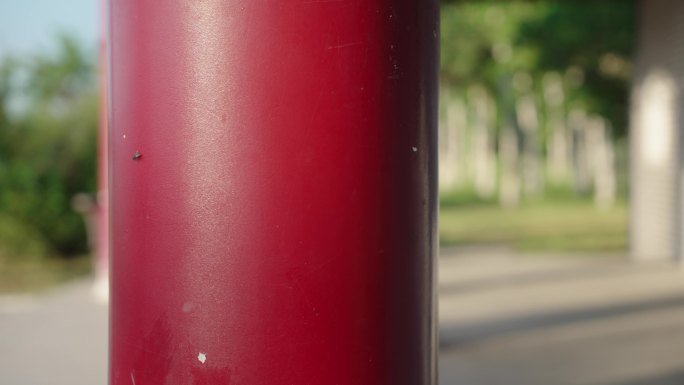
109, 1, 438, 384
93, 0, 109, 301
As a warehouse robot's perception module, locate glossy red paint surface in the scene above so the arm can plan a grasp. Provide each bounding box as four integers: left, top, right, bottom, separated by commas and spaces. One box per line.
109, 1, 438, 384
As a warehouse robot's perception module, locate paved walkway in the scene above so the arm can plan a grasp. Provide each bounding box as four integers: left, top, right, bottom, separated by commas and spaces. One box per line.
2, 247, 684, 384
0, 280, 107, 385
439, 246, 684, 385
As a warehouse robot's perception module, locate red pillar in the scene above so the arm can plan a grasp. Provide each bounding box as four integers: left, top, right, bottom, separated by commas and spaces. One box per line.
109, 1, 438, 384
93, 0, 109, 300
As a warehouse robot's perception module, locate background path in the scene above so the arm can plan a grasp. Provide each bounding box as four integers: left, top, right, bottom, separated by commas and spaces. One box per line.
0, 280, 107, 385
439, 246, 684, 385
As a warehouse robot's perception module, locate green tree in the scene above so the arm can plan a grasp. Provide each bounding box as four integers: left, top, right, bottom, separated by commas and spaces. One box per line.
0, 35, 98, 258
440, 1, 635, 136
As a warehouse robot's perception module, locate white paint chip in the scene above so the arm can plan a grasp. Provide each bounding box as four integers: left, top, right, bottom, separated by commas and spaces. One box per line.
412, 146, 418, 152
198, 352, 207, 364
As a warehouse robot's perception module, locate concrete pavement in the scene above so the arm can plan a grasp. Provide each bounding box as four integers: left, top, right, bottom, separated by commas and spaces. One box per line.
439, 246, 684, 385
0, 280, 107, 385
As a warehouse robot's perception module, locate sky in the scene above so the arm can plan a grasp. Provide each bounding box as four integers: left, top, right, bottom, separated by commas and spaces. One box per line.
0, 0, 99, 58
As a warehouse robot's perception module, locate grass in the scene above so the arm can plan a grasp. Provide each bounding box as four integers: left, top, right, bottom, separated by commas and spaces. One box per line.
0, 254, 92, 294
439, 198, 628, 252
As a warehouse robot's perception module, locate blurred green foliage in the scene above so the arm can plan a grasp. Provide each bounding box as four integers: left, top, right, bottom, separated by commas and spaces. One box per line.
438, 1, 633, 251
440, 0, 635, 136
0, 35, 98, 260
